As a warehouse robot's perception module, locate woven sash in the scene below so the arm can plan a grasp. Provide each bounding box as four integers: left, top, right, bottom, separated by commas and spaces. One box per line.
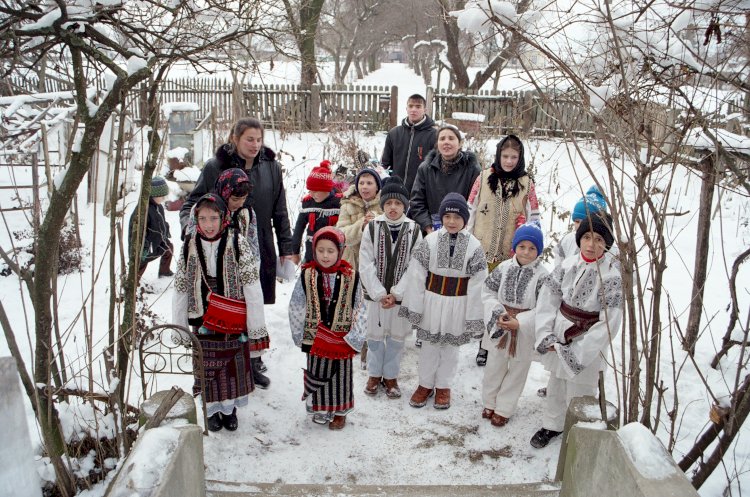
560, 301, 600, 344
496, 305, 529, 357
426, 271, 470, 297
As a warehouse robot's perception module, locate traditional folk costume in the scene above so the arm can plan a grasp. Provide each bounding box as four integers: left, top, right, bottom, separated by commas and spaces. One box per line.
293, 160, 342, 263
468, 135, 540, 271
289, 227, 366, 426
173, 194, 266, 421
532, 213, 622, 447
359, 176, 422, 397
481, 223, 549, 423
396, 193, 488, 408
336, 168, 383, 270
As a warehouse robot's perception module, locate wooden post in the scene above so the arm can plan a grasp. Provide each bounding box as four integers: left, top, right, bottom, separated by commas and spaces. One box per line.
426, 86, 434, 119
310, 84, 321, 132
389, 85, 398, 129
684, 154, 716, 354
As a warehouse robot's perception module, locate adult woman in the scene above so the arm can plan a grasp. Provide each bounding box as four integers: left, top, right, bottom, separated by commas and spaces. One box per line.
408, 124, 481, 234
180, 118, 299, 305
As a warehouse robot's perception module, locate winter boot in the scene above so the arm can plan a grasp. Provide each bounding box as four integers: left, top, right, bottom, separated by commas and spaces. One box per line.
222, 408, 239, 431
383, 378, 402, 399
409, 385, 434, 408
530, 428, 562, 448
434, 388, 451, 409
207, 412, 223, 432
251, 357, 271, 389
256, 356, 268, 373
329, 415, 347, 430
491, 413, 509, 427
482, 408, 495, 420
364, 376, 381, 396
476, 343, 488, 366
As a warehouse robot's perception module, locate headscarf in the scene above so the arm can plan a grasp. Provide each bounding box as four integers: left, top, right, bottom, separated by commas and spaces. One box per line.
489, 135, 528, 199
192, 193, 231, 241
214, 168, 250, 204
302, 226, 353, 275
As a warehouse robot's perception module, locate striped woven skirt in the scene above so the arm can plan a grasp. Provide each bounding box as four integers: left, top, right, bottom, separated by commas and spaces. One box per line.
196, 336, 254, 414
303, 354, 354, 414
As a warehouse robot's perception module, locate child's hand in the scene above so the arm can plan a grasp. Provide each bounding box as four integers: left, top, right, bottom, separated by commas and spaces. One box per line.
362, 211, 375, 229
380, 295, 396, 309
497, 313, 519, 331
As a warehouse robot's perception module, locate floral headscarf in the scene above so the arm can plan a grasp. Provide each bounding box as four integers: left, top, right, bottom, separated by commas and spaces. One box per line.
192, 193, 231, 241
302, 226, 353, 276
214, 168, 250, 204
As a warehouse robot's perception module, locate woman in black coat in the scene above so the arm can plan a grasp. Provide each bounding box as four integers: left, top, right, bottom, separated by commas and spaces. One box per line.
180, 118, 299, 305
408, 124, 481, 233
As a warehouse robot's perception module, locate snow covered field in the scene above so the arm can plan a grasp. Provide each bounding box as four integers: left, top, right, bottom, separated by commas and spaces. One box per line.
1, 63, 749, 496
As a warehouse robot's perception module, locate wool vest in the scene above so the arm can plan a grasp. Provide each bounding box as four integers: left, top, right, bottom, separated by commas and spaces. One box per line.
300, 267, 359, 349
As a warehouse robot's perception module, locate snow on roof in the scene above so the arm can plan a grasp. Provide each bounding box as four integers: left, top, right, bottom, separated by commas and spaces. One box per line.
618, 422, 679, 480
452, 112, 486, 122
166, 147, 190, 160
161, 102, 200, 119
685, 127, 750, 153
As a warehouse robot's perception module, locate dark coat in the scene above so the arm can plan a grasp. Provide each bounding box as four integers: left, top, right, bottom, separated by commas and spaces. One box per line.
408, 149, 481, 231
129, 198, 171, 263
380, 115, 437, 193
292, 192, 342, 263
179, 145, 293, 304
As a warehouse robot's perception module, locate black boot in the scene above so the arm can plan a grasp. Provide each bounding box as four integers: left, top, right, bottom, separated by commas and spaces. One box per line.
476, 343, 488, 366
256, 356, 267, 373
207, 412, 223, 432
530, 428, 562, 448
251, 357, 271, 389
222, 408, 238, 431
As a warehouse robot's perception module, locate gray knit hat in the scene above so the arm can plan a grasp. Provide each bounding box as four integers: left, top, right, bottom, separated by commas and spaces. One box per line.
150, 176, 169, 198
379, 175, 409, 210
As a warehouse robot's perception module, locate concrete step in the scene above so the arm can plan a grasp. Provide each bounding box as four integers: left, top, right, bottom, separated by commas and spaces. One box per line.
206, 481, 561, 497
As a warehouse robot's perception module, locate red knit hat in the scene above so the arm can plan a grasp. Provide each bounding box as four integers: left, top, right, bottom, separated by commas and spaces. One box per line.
306, 160, 334, 192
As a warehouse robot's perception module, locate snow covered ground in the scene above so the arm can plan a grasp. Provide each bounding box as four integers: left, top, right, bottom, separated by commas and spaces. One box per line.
1, 63, 749, 496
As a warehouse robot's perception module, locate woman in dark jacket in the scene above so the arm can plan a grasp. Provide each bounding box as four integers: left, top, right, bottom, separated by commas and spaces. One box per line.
408, 124, 481, 233
180, 118, 299, 305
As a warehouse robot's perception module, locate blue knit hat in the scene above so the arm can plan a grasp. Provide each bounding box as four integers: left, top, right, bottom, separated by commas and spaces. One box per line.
438, 192, 470, 225
150, 176, 169, 198
572, 185, 607, 221
355, 168, 382, 194
512, 221, 544, 255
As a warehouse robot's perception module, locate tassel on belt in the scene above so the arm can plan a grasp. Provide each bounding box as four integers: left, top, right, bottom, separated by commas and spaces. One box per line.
497, 305, 529, 357
559, 301, 600, 344
425, 271, 470, 297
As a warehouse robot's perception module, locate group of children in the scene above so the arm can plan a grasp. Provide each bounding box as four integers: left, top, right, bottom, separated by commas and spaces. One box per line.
158, 130, 622, 447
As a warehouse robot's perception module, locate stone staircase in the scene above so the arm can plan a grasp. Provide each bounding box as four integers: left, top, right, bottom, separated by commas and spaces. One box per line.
206, 481, 561, 497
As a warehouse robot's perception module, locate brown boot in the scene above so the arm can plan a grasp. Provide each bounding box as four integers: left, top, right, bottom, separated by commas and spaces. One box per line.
409, 385, 434, 408
329, 415, 346, 430
491, 413, 509, 427
364, 376, 381, 396
434, 388, 451, 409
383, 378, 402, 399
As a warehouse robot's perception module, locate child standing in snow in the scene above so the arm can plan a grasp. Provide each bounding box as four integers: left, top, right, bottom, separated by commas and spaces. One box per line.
468, 135, 540, 367
531, 212, 622, 448
292, 160, 342, 263
129, 176, 174, 280
394, 193, 488, 410
336, 167, 383, 270
480, 221, 549, 427
288, 227, 366, 430
553, 185, 609, 268
359, 176, 422, 398
173, 193, 266, 432
214, 168, 270, 389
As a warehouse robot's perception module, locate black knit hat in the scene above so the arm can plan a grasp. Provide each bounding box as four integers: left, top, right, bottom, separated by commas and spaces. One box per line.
438, 192, 470, 225
379, 175, 410, 210
354, 168, 382, 194
575, 212, 614, 250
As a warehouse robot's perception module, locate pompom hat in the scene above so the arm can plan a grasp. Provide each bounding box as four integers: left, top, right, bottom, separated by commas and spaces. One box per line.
572, 185, 608, 221
438, 192, 470, 225
150, 176, 169, 198
512, 221, 544, 255
379, 175, 410, 210
306, 160, 334, 192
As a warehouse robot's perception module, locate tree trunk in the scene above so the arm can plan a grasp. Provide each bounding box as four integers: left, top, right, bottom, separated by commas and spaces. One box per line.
438, 0, 470, 90
684, 155, 716, 354
299, 0, 325, 87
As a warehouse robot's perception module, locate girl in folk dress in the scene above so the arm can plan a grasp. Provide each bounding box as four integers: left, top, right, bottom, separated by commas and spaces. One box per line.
480, 222, 549, 427
173, 193, 266, 432
531, 212, 623, 448
394, 193, 488, 410
288, 227, 367, 430
214, 168, 270, 388
359, 176, 422, 398
468, 134, 540, 366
